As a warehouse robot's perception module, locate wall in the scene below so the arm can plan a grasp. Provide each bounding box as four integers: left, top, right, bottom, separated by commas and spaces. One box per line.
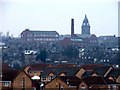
12, 71, 32, 90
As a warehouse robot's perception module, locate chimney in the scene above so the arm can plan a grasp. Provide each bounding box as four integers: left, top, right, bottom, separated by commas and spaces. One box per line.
67, 79, 69, 85
71, 19, 74, 37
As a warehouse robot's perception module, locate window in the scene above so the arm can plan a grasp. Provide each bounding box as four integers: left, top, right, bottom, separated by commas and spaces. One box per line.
34, 34, 36, 37
27, 38, 30, 41
42, 77, 46, 81
48, 76, 54, 81
55, 35, 58, 37
3, 81, 11, 87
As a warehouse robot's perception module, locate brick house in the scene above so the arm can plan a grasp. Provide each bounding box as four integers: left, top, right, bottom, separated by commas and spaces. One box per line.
76, 64, 103, 79
2, 68, 32, 90
12, 71, 32, 90
45, 76, 81, 90
45, 76, 120, 90
24, 63, 79, 84
107, 68, 120, 83
79, 76, 120, 90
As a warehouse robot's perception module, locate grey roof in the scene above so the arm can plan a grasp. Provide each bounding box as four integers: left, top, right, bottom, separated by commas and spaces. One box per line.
107, 68, 120, 78
93, 66, 112, 77
29, 30, 59, 35
41, 67, 80, 76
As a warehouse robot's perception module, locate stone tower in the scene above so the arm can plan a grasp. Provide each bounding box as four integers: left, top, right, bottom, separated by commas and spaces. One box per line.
81, 15, 90, 35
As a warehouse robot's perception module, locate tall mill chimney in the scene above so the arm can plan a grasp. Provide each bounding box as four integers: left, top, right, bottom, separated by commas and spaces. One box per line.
71, 19, 74, 37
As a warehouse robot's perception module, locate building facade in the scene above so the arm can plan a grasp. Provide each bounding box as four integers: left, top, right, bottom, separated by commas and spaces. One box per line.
21, 29, 59, 43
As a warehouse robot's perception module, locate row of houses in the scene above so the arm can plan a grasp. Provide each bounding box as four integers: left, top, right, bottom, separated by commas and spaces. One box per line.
1, 63, 120, 90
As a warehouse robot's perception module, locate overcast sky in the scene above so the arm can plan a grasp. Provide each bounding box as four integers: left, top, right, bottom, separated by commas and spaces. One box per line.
0, 0, 119, 37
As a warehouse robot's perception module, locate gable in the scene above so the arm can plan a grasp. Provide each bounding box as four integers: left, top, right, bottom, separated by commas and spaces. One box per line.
79, 82, 88, 89
92, 73, 98, 77
48, 72, 55, 76
108, 76, 114, 81
116, 75, 120, 83
13, 71, 32, 88
59, 72, 66, 76
45, 78, 68, 88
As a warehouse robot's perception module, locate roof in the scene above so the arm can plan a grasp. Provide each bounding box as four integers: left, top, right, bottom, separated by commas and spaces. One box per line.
22, 29, 59, 35
107, 68, 120, 79
45, 76, 81, 87
83, 76, 106, 85
93, 66, 112, 77
82, 71, 93, 77
28, 63, 52, 71
82, 76, 119, 86
59, 76, 81, 86
27, 63, 79, 76
30, 31, 59, 35
2, 69, 20, 82
2, 63, 12, 70
80, 64, 103, 71
56, 63, 76, 67
41, 67, 80, 76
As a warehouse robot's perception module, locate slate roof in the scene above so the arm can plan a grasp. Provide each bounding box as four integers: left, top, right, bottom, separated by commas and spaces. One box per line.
22, 29, 59, 36
27, 63, 79, 77
2, 63, 12, 70
80, 64, 103, 71
107, 68, 120, 79
28, 63, 52, 71
93, 66, 112, 77
41, 67, 80, 76
82, 71, 93, 77
59, 76, 81, 86
30, 30, 59, 35
83, 76, 106, 85
82, 76, 119, 86
56, 64, 77, 67
2, 69, 20, 82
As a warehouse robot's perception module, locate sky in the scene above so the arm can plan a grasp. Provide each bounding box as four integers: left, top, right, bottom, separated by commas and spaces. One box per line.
0, 0, 119, 37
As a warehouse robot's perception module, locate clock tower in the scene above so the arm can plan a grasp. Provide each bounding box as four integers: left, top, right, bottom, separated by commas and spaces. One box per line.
81, 15, 90, 35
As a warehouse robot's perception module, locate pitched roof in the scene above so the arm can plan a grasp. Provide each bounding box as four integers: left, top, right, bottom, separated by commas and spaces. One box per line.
82, 71, 93, 77
2, 69, 20, 82
103, 77, 119, 84
83, 76, 106, 86
2, 63, 12, 70
93, 66, 112, 77
107, 68, 120, 79
82, 76, 119, 86
56, 64, 76, 67
59, 76, 81, 86
80, 64, 103, 71
41, 67, 80, 76
28, 63, 52, 71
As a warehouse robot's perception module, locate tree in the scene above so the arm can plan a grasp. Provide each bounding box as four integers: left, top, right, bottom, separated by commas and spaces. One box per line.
62, 46, 79, 59
36, 49, 47, 62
